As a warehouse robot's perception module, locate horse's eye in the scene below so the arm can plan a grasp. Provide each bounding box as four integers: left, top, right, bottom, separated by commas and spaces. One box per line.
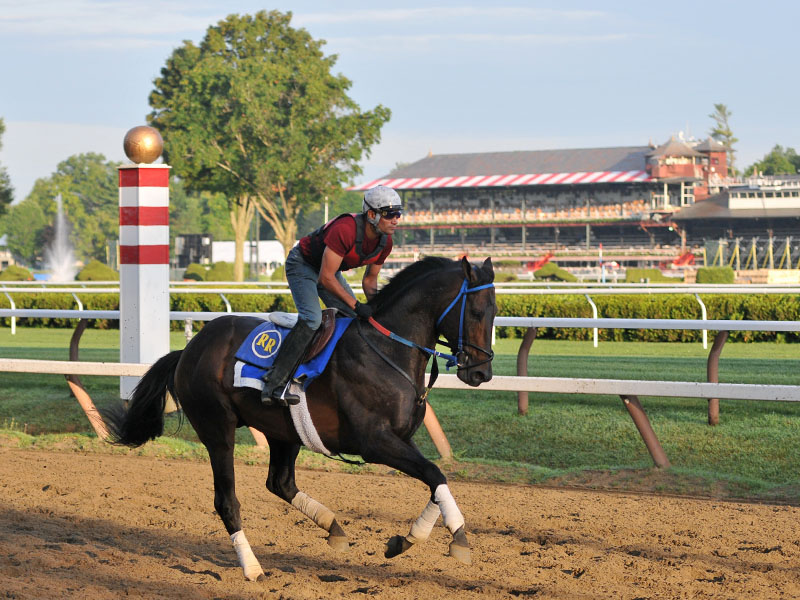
470, 308, 485, 319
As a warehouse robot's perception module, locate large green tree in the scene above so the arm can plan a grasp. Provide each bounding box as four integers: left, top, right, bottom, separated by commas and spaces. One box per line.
0, 118, 14, 214
744, 144, 800, 177
708, 103, 739, 175
148, 10, 389, 280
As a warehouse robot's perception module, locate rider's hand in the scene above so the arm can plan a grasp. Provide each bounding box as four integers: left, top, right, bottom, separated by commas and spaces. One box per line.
354, 301, 373, 320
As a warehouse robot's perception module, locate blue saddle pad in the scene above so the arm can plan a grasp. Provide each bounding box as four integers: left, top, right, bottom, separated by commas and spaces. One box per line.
234, 317, 353, 390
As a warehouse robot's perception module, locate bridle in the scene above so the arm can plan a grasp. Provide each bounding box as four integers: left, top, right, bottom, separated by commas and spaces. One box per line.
434, 278, 495, 370
358, 275, 495, 402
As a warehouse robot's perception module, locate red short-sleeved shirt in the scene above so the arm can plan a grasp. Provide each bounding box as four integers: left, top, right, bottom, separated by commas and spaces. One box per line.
299, 214, 393, 271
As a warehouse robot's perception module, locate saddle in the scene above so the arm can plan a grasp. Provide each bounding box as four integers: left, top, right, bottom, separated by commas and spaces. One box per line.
267, 308, 337, 362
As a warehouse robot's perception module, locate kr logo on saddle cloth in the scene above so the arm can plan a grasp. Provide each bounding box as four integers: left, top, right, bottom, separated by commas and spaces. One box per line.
252, 328, 281, 359
233, 316, 353, 392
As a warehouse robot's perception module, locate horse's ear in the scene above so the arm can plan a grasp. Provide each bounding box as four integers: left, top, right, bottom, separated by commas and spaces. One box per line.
461, 256, 476, 282
482, 257, 493, 272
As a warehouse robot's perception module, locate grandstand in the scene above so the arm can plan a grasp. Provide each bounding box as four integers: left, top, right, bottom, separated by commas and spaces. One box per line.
348, 137, 800, 274
351, 137, 732, 269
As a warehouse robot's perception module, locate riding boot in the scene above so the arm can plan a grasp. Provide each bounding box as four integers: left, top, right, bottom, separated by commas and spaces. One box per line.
260, 321, 317, 406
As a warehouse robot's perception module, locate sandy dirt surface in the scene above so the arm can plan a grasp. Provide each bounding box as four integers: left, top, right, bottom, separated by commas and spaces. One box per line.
1, 448, 799, 599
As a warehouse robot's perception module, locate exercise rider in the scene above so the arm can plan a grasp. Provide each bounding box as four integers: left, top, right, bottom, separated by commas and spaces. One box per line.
261, 185, 402, 405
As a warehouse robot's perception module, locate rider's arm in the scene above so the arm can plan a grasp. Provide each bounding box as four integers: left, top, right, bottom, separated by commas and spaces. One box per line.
362, 264, 381, 301
318, 246, 358, 310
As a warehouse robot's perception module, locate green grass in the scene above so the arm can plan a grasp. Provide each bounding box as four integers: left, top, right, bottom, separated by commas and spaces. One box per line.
0, 327, 798, 502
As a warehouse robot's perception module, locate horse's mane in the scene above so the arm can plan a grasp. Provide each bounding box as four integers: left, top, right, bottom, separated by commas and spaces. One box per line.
372, 256, 459, 311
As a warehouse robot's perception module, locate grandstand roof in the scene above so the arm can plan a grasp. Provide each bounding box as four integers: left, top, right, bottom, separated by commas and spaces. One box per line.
672, 193, 800, 220
351, 146, 652, 191
694, 137, 728, 152
647, 137, 703, 158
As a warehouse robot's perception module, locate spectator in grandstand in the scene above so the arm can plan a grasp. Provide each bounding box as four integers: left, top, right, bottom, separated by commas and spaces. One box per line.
261, 186, 402, 406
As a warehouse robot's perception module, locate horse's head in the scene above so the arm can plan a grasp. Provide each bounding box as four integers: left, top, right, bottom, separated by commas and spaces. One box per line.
436, 257, 496, 387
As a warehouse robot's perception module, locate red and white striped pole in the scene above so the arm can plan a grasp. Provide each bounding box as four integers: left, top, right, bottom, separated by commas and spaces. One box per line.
119, 126, 170, 400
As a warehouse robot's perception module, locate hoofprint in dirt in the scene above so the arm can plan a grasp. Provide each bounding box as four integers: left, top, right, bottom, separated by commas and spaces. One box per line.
0, 449, 797, 600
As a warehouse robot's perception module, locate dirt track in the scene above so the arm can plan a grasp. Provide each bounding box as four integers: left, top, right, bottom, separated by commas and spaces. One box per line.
1, 448, 798, 599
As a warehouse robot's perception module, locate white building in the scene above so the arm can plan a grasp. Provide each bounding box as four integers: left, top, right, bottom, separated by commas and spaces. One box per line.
211, 240, 288, 275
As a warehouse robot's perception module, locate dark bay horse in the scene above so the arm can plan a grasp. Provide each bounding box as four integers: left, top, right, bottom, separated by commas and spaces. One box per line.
104, 256, 496, 581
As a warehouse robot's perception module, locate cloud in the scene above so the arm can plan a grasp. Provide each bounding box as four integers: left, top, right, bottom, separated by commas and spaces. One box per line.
0, 2, 613, 49
297, 7, 605, 25
328, 32, 631, 51
0, 0, 217, 37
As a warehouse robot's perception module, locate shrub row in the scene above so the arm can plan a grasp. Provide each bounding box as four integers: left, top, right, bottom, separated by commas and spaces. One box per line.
0, 293, 296, 331
1, 292, 798, 341
495, 293, 800, 342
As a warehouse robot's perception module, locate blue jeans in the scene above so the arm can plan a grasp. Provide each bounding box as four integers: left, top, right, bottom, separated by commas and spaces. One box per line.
284, 245, 356, 330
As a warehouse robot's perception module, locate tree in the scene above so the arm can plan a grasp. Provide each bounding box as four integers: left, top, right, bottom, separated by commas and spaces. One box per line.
148, 10, 390, 279
708, 103, 739, 175
25, 153, 119, 263
295, 189, 362, 237
3, 198, 47, 265
0, 118, 14, 214
744, 144, 800, 177
168, 178, 233, 247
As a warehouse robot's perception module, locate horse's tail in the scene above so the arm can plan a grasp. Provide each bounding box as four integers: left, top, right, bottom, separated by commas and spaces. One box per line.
103, 350, 183, 447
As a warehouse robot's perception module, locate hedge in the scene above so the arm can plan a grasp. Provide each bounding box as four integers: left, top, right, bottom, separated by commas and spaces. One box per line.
625, 268, 682, 283
1, 292, 798, 342
696, 266, 735, 284
494, 293, 800, 342
0, 292, 295, 331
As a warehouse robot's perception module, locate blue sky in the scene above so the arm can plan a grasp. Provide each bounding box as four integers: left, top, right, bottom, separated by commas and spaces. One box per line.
0, 1, 797, 201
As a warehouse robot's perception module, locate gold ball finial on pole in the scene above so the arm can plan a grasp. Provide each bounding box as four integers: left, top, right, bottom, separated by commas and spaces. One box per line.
123, 126, 164, 164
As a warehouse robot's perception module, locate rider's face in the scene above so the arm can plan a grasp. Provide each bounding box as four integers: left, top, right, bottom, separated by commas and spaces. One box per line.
374, 210, 401, 235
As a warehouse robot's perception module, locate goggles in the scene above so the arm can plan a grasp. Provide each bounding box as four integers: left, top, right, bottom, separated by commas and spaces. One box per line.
377, 207, 402, 219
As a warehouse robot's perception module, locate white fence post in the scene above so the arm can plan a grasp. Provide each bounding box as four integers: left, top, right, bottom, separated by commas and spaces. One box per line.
118, 163, 171, 401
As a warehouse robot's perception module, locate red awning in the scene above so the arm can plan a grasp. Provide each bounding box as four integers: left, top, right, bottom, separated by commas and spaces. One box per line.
349, 171, 651, 191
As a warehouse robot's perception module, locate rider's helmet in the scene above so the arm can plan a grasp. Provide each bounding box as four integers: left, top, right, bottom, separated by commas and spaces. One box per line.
363, 186, 402, 228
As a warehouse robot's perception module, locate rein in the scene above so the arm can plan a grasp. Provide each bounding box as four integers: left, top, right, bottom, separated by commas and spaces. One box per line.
359, 277, 495, 402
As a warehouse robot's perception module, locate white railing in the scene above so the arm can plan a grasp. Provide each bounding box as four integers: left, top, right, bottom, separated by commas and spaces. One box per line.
0, 308, 796, 465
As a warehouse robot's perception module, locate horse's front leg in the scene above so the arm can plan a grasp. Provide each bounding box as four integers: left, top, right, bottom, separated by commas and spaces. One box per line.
265, 438, 349, 551
360, 431, 471, 565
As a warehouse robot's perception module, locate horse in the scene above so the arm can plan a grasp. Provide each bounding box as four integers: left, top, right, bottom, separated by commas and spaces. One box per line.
103, 256, 496, 581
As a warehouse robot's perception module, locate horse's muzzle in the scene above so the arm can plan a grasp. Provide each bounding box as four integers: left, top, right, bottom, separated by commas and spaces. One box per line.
455, 345, 494, 386
465, 368, 492, 387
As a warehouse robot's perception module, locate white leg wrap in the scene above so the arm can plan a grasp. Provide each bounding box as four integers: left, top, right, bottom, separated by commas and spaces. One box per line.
434, 484, 465, 534
406, 500, 441, 544
230, 530, 264, 581
291, 491, 335, 531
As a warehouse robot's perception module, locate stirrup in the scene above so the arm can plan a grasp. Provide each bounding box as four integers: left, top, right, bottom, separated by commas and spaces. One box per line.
261, 382, 301, 407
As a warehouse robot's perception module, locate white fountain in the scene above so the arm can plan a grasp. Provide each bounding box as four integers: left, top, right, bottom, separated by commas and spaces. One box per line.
44, 194, 78, 282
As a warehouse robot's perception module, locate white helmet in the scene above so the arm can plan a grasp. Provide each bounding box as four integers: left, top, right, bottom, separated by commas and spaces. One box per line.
363, 186, 402, 227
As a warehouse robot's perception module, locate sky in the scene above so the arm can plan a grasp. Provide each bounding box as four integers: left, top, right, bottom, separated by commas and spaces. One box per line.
1, 0, 798, 202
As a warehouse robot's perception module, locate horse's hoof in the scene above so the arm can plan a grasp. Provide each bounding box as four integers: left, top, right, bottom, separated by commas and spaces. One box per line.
327, 519, 349, 550
449, 540, 472, 564
244, 569, 265, 582
449, 527, 472, 565
384, 535, 413, 558
327, 534, 349, 551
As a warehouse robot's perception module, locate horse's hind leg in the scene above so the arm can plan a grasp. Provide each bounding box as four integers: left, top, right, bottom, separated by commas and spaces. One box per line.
197, 424, 265, 581
265, 438, 349, 551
